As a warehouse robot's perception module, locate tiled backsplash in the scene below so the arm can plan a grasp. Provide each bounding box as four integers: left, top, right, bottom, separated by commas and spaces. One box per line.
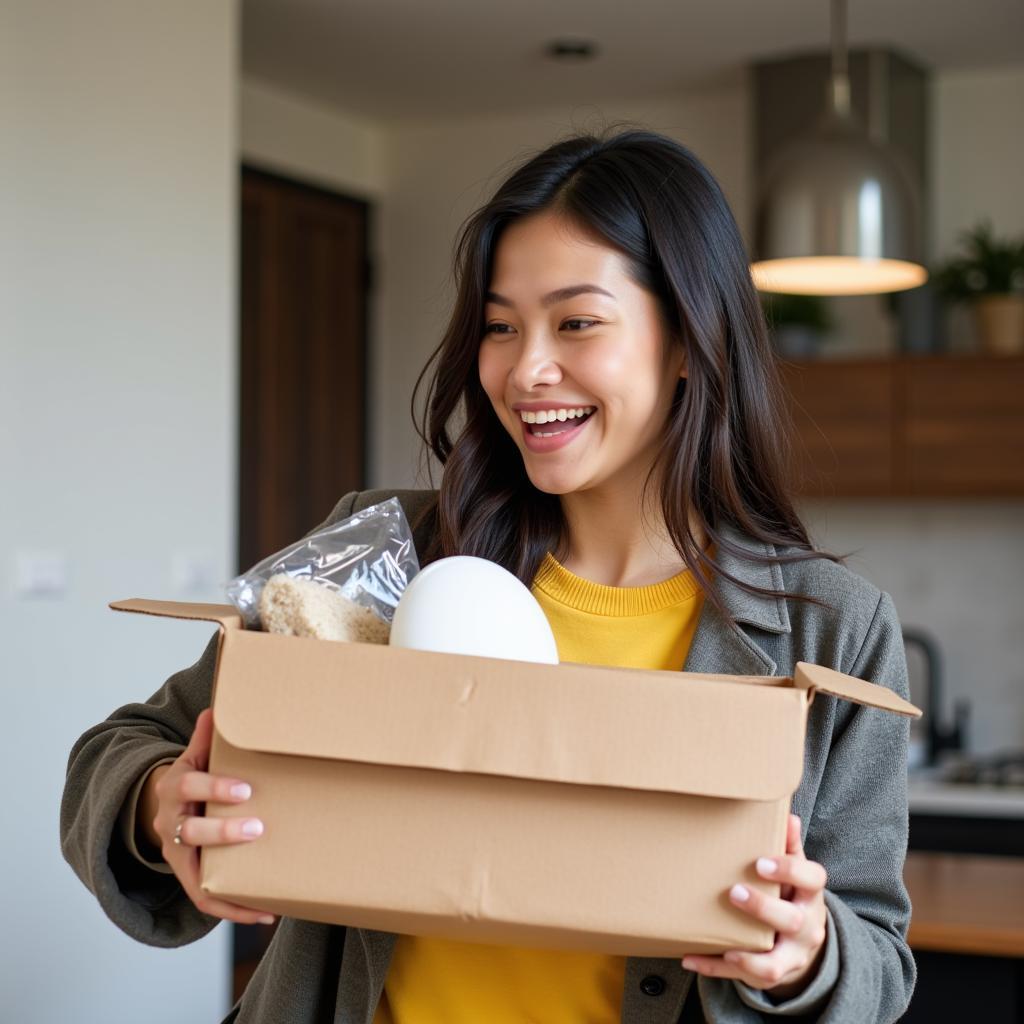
799, 499, 1024, 754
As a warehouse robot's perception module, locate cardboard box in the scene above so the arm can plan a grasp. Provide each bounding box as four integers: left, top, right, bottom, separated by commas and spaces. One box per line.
111, 597, 920, 957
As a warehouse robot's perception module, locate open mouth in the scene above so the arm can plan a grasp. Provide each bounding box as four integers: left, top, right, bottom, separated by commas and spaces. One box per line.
525, 408, 595, 436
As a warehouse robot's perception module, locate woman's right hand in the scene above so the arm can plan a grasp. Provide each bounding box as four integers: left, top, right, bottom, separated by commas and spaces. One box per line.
142, 707, 277, 926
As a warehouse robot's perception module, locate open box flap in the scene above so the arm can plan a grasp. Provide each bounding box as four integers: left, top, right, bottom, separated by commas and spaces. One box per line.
211, 630, 808, 802
793, 662, 922, 718
110, 598, 243, 633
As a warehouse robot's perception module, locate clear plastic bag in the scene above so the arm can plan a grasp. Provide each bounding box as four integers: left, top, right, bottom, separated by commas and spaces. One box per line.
225, 497, 420, 630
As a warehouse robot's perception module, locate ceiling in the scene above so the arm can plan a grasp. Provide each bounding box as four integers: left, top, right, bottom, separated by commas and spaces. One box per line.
242, 0, 1024, 122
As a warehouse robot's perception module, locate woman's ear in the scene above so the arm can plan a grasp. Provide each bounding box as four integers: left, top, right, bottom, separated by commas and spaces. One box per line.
663, 333, 688, 382
676, 347, 688, 380
663, 333, 688, 380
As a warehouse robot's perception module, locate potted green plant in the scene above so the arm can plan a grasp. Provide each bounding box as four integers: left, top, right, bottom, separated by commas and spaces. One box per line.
932, 219, 1024, 355
760, 292, 834, 358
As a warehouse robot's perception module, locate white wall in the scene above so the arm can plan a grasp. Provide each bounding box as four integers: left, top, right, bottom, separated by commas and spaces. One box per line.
800, 499, 1024, 754
240, 77, 385, 199
931, 65, 1024, 259
931, 65, 1024, 353
2, 3, 237, 1022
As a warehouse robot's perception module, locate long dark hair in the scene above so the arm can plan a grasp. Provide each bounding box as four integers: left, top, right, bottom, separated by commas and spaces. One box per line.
409, 124, 843, 629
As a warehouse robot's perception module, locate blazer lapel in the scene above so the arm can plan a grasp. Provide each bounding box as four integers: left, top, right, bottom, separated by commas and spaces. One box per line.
359, 929, 398, 1022
684, 519, 790, 676
682, 599, 778, 676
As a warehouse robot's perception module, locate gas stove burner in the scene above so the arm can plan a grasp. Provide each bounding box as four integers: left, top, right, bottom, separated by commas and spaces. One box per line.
940, 750, 1024, 788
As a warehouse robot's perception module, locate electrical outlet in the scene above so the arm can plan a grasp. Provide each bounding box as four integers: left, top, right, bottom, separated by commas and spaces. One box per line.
13, 550, 68, 597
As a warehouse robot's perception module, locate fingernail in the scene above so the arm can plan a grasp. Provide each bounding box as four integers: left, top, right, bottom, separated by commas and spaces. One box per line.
259, 915, 275, 925
723, 951, 740, 963
730, 883, 750, 902
241, 818, 264, 837
757, 857, 777, 876
231, 783, 252, 800
682, 957, 696, 970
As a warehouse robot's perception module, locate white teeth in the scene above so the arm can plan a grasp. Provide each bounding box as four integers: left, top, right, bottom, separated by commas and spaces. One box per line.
519, 406, 595, 424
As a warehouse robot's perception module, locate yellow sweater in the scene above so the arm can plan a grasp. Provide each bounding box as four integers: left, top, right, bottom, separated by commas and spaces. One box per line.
373, 549, 707, 1024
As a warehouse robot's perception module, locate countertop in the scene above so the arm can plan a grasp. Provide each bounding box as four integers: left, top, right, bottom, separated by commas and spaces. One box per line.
908, 773, 1024, 819
904, 851, 1024, 957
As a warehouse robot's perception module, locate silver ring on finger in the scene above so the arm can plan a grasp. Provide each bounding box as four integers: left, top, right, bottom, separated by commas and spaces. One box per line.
172, 819, 186, 846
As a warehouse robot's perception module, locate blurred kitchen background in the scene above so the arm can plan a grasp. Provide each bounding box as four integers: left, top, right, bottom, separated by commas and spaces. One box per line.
3, 1, 1022, 1021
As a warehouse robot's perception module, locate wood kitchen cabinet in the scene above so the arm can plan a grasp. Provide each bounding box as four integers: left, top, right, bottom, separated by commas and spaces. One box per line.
903, 356, 1024, 495
901, 852, 1024, 1023
777, 353, 1024, 497
776, 359, 897, 495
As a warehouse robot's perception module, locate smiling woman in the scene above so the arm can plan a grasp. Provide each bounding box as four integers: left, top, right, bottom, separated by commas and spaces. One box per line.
60, 124, 916, 1024
399, 125, 916, 1023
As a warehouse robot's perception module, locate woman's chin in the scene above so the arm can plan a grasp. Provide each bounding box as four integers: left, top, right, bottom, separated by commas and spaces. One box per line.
522, 466, 585, 496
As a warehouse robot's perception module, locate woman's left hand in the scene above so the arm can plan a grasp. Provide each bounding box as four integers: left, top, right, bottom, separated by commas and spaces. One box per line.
680, 814, 829, 1000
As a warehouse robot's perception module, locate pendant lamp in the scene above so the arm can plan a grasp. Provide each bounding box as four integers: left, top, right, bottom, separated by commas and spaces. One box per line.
750, 0, 928, 295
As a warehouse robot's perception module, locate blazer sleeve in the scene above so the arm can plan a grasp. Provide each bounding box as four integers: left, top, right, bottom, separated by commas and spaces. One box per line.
713, 588, 915, 1023
59, 630, 224, 947
59, 489, 361, 948
795, 589, 917, 1023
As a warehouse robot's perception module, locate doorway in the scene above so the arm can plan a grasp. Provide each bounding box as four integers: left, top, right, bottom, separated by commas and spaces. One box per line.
238, 165, 371, 573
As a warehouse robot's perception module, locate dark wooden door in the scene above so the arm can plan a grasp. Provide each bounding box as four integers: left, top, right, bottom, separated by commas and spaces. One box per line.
238, 165, 370, 573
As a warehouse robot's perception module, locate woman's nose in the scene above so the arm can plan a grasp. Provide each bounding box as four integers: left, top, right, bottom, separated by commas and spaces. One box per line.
509, 331, 563, 390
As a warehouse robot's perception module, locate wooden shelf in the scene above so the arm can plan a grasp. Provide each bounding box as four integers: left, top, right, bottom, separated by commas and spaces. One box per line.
778, 353, 1024, 497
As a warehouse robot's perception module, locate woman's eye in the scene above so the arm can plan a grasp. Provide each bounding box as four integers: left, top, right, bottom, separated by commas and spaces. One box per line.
482, 319, 598, 336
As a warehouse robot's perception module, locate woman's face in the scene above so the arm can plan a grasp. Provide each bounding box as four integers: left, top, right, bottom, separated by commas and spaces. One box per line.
478, 209, 686, 498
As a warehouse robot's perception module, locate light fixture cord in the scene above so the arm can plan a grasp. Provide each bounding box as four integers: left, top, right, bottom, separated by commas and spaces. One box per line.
830, 0, 851, 119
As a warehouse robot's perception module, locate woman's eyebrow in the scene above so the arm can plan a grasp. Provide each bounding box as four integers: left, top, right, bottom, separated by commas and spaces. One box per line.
485, 284, 616, 308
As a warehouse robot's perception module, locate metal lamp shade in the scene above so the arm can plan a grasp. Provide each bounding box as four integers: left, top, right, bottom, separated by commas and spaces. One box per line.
751, 119, 928, 296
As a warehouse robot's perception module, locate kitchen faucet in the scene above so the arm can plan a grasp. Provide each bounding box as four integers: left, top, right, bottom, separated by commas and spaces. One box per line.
901, 626, 969, 766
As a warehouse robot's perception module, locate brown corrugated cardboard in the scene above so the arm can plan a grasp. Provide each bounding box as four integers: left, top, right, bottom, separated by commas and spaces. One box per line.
110, 597, 921, 957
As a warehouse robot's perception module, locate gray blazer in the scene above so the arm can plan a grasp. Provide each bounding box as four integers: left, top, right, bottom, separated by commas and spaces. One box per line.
60, 487, 916, 1023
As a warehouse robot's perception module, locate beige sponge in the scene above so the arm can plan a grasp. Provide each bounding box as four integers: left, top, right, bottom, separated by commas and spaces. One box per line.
258, 573, 391, 644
